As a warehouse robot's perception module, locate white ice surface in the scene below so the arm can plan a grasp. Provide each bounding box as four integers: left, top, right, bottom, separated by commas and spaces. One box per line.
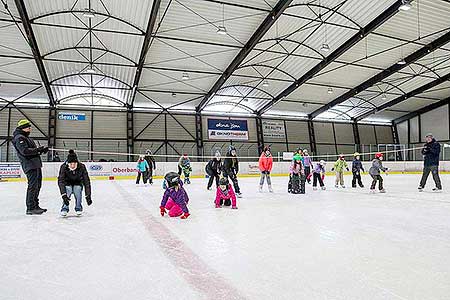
1, 174, 450, 300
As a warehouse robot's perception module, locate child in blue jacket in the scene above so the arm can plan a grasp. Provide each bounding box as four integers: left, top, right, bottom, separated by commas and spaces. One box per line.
136, 155, 149, 185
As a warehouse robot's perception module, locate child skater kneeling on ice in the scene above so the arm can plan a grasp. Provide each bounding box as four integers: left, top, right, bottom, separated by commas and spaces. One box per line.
369, 152, 388, 194
215, 177, 238, 209
160, 172, 190, 219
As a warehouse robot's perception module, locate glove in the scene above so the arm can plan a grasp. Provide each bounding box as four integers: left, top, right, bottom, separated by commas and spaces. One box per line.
346, 167, 349, 171
37, 146, 48, 154
160, 206, 166, 217
231, 206, 238, 209
321, 174, 325, 181
62, 195, 70, 206
86, 195, 92, 206
180, 213, 190, 219
331, 168, 335, 172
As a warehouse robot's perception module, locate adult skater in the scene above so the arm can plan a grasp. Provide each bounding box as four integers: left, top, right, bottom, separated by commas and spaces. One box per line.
312, 160, 326, 191
205, 151, 222, 190
303, 149, 312, 184
215, 177, 238, 209
369, 152, 388, 193
58, 150, 92, 216
418, 133, 442, 192
178, 153, 192, 184
136, 155, 149, 185
160, 172, 190, 219
144, 149, 156, 184
332, 154, 349, 188
352, 152, 365, 188
12, 119, 49, 215
258, 146, 273, 192
223, 145, 242, 197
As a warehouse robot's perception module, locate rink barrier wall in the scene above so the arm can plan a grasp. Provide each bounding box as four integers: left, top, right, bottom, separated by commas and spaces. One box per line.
0, 161, 449, 182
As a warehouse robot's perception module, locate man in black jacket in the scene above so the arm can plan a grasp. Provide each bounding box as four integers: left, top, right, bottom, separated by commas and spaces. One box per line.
205, 151, 222, 190
12, 119, 48, 215
223, 145, 242, 197
419, 133, 442, 192
58, 150, 92, 217
144, 149, 156, 184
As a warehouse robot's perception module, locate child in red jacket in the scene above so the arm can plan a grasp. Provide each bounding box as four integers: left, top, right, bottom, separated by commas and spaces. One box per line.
258, 146, 273, 192
215, 177, 237, 209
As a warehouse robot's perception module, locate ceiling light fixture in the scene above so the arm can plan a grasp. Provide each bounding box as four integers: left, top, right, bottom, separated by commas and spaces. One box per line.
182, 72, 189, 80
82, 8, 96, 18
262, 80, 269, 87
217, 4, 228, 35
86, 65, 96, 74
397, 58, 407, 65
381, 94, 387, 100
327, 87, 333, 94
321, 43, 330, 52
399, 0, 412, 11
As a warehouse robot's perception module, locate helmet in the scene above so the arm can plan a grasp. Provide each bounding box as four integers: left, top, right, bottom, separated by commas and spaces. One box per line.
293, 153, 302, 162
219, 177, 229, 186
215, 150, 221, 158
375, 152, 383, 159
263, 146, 271, 152
339, 154, 345, 159
228, 145, 237, 155
303, 149, 309, 154
319, 160, 326, 166
353, 152, 360, 157
164, 172, 180, 188
145, 149, 152, 155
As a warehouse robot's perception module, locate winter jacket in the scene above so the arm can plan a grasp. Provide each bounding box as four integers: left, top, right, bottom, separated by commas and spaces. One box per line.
369, 158, 388, 176
58, 163, 91, 197
333, 159, 348, 172
352, 159, 365, 173
161, 184, 189, 213
303, 155, 312, 167
312, 164, 325, 174
205, 158, 222, 175
178, 157, 190, 168
215, 184, 237, 207
290, 160, 304, 175
144, 155, 156, 169
11, 128, 43, 173
137, 160, 149, 172
258, 153, 273, 172
223, 152, 239, 176
422, 138, 441, 167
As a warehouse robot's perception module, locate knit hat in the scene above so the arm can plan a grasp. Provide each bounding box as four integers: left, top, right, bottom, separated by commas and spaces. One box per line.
67, 149, 78, 163
17, 119, 31, 130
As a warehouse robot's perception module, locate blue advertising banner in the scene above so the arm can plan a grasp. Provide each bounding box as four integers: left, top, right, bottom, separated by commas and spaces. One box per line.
58, 112, 86, 121
0, 163, 21, 179
207, 118, 249, 140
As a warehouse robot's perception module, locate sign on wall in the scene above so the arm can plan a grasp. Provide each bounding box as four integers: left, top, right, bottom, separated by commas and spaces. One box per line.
262, 120, 285, 139
0, 163, 21, 179
207, 118, 249, 140
58, 112, 86, 121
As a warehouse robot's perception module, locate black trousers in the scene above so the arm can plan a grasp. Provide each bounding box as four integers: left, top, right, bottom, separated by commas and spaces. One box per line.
146, 168, 154, 183
420, 165, 442, 189
312, 172, 324, 187
224, 172, 240, 194
304, 166, 311, 183
370, 175, 383, 190
352, 171, 364, 187
207, 172, 220, 189
25, 168, 42, 211
136, 171, 148, 184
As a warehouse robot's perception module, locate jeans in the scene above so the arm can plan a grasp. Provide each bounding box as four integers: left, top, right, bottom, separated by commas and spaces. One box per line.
304, 166, 311, 183
207, 172, 220, 189
259, 172, 272, 186
25, 168, 42, 211
352, 171, 364, 187
335, 171, 344, 186
136, 171, 148, 184
370, 175, 383, 190
224, 171, 240, 194
419, 165, 442, 189
313, 172, 324, 187
61, 185, 83, 212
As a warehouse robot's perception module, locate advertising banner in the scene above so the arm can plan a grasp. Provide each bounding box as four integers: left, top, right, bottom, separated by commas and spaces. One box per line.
0, 163, 21, 178
58, 112, 86, 121
207, 118, 248, 140
262, 120, 285, 139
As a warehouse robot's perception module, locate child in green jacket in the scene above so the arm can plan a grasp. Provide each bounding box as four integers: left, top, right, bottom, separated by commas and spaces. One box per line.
331, 154, 349, 188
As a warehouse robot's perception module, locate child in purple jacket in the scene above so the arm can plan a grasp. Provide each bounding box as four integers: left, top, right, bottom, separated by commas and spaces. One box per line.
302, 149, 312, 184
312, 160, 326, 190
160, 172, 190, 219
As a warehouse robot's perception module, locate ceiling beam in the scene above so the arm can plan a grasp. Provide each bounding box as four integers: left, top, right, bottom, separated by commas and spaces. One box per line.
14, 0, 55, 106
309, 30, 450, 119
257, 0, 405, 116
393, 95, 450, 124
195, 0, 294, 112
356, 73, 450, 121
129, 0, 162, 107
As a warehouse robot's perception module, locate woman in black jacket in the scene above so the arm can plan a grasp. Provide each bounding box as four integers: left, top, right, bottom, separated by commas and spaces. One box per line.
58, 150, 92, 217
223, 145, 242, 197
205, 151, 222, 190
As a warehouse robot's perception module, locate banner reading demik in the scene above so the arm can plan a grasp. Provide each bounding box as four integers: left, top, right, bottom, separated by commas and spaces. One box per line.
208, 119, 248, 140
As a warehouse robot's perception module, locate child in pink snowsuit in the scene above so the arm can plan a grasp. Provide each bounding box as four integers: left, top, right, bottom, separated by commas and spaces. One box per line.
215, 177, 238, 209
160, 172, 190, 219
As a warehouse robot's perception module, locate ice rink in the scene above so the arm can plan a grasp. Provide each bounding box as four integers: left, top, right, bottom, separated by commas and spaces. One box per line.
1, 174, 450, 300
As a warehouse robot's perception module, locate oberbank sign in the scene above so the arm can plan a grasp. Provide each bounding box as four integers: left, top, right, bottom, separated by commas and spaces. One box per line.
207, 119, 248, 140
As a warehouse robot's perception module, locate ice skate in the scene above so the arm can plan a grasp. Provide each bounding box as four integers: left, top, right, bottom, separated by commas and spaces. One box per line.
268, 185, 273, 193
432, 187, 442, 192
259, 185, 263, 192
359, 185, 364, 188
321, 186, 326, 190
60, 210, 68, 217
379, 189, 386, 193
76, 211, 83, 216
370, 189, 376, 194
313, 187, 317, 191
26, 209, 45, 215
237, 192, 242, 198
341, 185, 345, 188
335, 184, 339, 188
418, 186, 424, 192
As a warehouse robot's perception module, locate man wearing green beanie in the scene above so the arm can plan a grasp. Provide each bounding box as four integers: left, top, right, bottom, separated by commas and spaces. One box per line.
12, 119, 49, 215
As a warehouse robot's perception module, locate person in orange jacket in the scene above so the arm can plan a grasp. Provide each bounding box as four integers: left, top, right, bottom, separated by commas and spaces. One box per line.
258, 146, 273, 192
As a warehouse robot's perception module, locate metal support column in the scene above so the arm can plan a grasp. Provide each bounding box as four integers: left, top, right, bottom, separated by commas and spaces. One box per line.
47, 106, 57, 161
127, 107, 134, 162
90, 111, 94, 161
307, 120, 317, 155
255, 116, 264, 154
195, 113, 203, 161
6, 107, 11, 162
392, 122, 402, 161
352, 120, 361, 153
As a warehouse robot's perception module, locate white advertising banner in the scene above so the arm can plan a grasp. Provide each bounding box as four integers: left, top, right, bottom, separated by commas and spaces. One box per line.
262, 120, 285, 139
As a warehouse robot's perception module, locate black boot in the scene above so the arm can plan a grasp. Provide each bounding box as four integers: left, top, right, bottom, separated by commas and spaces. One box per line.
35, 206, 47, 213
26, 209, 45, 215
